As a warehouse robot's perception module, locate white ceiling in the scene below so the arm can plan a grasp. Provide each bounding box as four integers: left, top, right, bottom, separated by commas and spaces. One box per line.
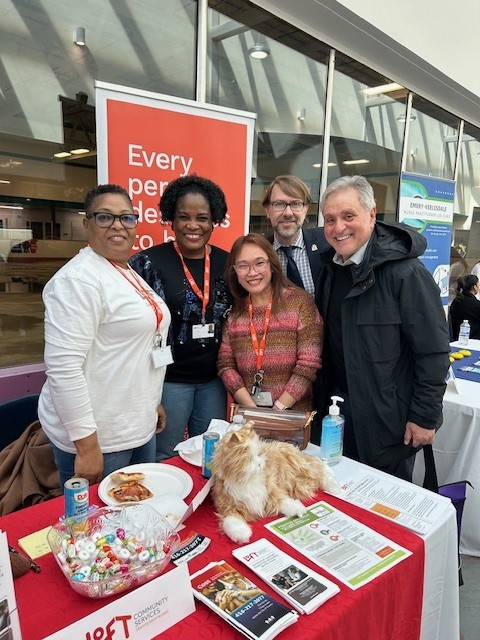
251, 0, 480, 130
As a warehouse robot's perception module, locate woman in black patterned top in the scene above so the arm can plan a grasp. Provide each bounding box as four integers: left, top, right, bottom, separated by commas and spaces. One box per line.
130, 175, 231, 460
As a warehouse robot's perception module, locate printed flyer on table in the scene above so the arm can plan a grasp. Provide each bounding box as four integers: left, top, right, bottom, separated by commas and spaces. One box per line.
335, 467, 451, 535
266, 501, 411, 589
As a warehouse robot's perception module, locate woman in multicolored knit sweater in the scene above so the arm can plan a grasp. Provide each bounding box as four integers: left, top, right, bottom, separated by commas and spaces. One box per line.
218, 233, 322, 412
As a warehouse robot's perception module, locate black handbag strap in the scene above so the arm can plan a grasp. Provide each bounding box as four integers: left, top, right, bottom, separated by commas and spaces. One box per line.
422, 444, 439, 493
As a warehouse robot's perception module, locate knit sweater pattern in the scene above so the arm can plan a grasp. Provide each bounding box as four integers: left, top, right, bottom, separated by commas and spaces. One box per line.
218, 287, 322, 411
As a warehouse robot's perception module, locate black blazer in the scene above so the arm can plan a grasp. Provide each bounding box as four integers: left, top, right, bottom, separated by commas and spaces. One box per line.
302, 226, 329, 287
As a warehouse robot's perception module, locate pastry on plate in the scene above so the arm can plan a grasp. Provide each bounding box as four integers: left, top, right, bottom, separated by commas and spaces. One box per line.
109, 470, 146, 484
107, 480, 153, 503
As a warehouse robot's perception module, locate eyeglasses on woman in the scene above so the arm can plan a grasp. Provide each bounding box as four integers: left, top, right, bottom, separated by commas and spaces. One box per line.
86, 212, 139, 229
233, 259, 270, 275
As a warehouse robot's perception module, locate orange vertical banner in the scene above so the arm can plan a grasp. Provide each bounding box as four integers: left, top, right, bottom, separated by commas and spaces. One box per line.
95, 81, 256, 253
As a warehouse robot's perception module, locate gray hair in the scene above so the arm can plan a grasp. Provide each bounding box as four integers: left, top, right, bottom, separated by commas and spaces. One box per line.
320, 175, 376, 213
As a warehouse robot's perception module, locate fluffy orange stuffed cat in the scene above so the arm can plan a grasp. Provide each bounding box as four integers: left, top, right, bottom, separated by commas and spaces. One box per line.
211, 424, 340, 543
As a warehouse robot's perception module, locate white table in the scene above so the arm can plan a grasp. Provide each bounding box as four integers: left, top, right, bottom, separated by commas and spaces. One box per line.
306, 447, 460, 640
413, 339, 480, 557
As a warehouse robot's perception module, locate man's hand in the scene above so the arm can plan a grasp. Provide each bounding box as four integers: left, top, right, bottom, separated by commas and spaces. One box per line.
156, 403, 167, 434
404, 421, 435, 447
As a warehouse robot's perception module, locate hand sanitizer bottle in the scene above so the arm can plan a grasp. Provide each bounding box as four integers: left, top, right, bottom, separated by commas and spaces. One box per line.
459, 320, 470, 347
320, 395, 345, 466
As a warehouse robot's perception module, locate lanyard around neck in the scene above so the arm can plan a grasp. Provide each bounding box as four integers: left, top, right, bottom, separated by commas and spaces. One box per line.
109, 260, 163, 330
173, 240, 211, 322
248, 294, 273, 372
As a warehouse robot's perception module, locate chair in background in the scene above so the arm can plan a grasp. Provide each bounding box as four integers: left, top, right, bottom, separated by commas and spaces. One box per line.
0, 394, 40, 451
438, 480, 473, 586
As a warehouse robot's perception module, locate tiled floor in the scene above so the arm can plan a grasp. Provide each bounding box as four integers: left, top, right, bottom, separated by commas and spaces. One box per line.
459, 555, 480, 640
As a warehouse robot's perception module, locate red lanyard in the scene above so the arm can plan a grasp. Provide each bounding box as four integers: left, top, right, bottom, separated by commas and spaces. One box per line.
109, 261, 163, 331
248, 294, 273, 372
173, 241, 211, 322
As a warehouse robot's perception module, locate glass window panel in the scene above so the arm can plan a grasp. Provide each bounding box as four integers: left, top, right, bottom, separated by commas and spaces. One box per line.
0, 0, 196, 369
207, 7, 328, 232
405, 96, 460, 180
450, 124, 480, 299
329, 61, 406, 222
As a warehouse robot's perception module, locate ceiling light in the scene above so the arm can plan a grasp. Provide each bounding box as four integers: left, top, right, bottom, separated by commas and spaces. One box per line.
0, 204, 23, 210
397, 114, 417, 123
248, 43, 270, 59
297, 108, 307, 121
361, 82, 404, 96
0, 179, 11, 184
53, 151, 72, 158
70, 148, 90, 155
343, 159, 370, 165
73, 27, 86, 46
313, 162, 337, 168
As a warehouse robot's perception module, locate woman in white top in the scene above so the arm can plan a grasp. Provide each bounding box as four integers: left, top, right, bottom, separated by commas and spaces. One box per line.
38, 184, 171, 487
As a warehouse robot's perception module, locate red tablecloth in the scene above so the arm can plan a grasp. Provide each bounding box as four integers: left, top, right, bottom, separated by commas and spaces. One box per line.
1, 458, 424, 640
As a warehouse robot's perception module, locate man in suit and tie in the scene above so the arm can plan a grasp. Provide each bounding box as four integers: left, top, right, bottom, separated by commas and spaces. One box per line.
263, 175, 328, 296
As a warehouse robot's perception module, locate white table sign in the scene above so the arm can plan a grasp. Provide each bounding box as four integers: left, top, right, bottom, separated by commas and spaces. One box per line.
0, 530, 23, 639
445, 365, 460, 393
43, 564, 195, 640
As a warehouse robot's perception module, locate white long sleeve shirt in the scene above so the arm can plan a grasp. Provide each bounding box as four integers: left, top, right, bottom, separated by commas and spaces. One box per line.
38, 247, 170, 453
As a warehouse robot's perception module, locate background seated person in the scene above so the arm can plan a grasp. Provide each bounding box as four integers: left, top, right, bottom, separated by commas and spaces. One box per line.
449, 274, 480, 340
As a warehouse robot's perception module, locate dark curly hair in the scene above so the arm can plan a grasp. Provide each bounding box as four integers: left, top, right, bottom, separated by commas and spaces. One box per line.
159, 175, 228, 224
84, 184, 132, 214
225, 233, 290, 314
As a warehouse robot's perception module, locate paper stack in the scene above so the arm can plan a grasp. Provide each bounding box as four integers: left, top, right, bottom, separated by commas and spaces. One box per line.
191, 559, 298, 640
233, 538, 340, 614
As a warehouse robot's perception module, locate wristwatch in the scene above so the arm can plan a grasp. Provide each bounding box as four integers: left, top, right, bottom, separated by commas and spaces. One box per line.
274, 400, 287, 411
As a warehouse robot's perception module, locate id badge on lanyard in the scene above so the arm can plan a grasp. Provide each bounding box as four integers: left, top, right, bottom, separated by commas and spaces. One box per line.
109, 260, 171, 369
151, 332, 173, 369
248, 295, 274, 407
174, 241, 212, 341
250, 370, 273, 407
192, 322, 215, 339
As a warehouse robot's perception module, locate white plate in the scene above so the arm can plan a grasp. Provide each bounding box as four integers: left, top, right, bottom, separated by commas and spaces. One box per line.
178, 449, 202, 467
98, 463, 193, 506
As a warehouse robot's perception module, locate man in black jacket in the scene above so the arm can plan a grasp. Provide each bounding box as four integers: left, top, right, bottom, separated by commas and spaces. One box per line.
314, 175, 450, 480
263, 175, 329, 296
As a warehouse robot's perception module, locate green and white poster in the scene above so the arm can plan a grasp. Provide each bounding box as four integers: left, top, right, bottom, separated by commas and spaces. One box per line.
399, 172, 455, 304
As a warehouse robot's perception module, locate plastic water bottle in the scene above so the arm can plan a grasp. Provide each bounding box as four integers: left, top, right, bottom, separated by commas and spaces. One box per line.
229, 414, 245, 431
459, 320, 470, 347
320, 396, 345, 466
